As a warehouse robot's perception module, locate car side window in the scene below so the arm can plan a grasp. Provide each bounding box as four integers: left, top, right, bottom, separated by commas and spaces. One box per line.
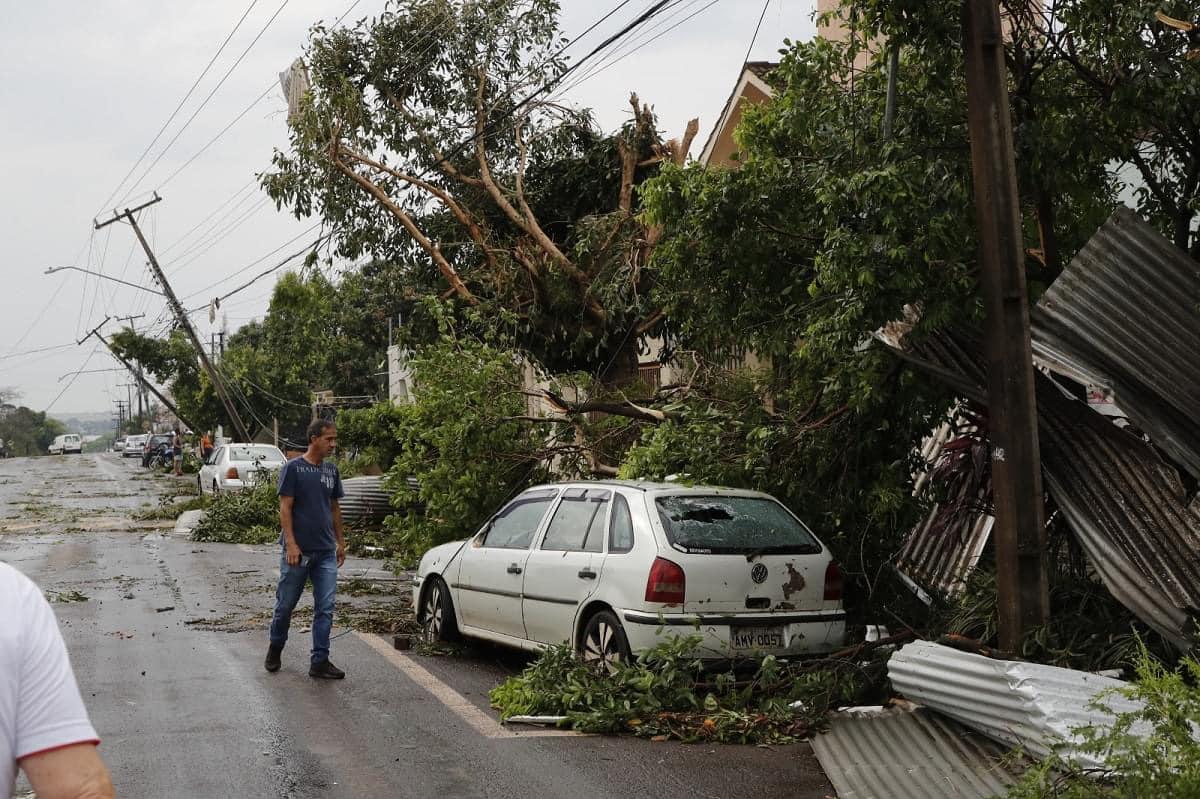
542, 489, 611, 553
482, 491, 557, 550
609, 493, 635, 553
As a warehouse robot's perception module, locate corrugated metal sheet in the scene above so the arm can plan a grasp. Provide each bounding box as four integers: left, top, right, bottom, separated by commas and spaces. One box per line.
888, 640, 1146, 769
897, 415, 994, 601
1037, 382, 1200, 650
894, 323, 1200, 650
339, 475, 418, 529
1031, 206, 1200, 479
811, 706, 1018, 799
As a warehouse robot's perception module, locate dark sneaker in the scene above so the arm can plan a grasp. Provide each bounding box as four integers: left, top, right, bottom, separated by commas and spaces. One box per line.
308, 660, 345, 680
265, 644, 283, 673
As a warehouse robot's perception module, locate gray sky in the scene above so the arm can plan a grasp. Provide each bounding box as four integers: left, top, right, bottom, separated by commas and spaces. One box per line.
0, 0, 816, 417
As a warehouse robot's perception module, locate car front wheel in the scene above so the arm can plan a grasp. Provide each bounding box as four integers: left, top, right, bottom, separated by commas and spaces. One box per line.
419, 577, 459, 644
579, 610, 631, 672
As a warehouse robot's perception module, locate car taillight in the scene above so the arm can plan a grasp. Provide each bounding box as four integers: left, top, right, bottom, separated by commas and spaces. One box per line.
645, 557, 685, 605
823, 560, 843, 601
226, 467, 239, 480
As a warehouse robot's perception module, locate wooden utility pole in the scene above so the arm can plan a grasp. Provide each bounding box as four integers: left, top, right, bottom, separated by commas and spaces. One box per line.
962, 0, 1049, 650
95, 195, 251, 441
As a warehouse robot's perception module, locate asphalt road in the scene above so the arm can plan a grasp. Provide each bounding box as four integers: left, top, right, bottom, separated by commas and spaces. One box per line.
0, 453, 834, 799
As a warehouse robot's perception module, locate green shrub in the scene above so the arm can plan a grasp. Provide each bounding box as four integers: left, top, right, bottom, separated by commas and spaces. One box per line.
489, 634, 863, 743
190, 480, 280, 544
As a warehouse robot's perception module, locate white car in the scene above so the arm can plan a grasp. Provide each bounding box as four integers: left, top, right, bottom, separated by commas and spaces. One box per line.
47, 434, 83, 455
198, 443, 286, 495
113, 437, 126, 453
413, 481, 846, 668
123, 434, 148, 458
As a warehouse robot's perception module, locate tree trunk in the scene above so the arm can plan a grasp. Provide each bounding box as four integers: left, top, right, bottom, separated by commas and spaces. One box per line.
600, 332, 642, 389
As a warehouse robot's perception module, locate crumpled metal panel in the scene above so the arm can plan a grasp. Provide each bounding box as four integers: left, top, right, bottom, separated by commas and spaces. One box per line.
339, 475, 417, 528
897, 415, 994, 601
1037, 383, 1200, 650
895, 324, 1200, 650
811, 706, 1018, 799
1031, 206, 1200, 479
888, 640, 1145, 769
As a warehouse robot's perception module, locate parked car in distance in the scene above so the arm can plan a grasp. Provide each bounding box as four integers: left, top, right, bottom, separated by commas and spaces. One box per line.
142, 433, 174, 467
47, 434, 83, 455
113, 437, 126, 453
123, 434, 148, 458
413, 481, 846, 669
198, 444, 286, 495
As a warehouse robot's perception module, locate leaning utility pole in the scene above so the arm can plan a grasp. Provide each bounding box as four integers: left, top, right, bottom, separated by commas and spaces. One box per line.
80, 317, 203, 436
95, 195, 251, 441
962, 0, 1049, 650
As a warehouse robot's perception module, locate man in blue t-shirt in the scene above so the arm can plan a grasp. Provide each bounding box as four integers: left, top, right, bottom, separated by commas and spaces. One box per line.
265, 419, 347, 679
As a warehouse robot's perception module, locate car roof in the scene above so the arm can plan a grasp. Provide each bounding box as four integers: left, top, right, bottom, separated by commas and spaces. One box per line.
522, 479, 776, 500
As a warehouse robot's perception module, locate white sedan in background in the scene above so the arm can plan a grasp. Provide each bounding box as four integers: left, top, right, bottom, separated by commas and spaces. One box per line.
198, 443, 286, 495
413, 481, 847, 668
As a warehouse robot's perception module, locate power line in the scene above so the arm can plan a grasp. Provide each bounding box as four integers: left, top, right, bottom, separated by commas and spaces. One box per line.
160, 177, 259, 257
164, 196, 273, 275
156, 83, 277, 193
181, 223, 325, 302
553, 0, 725, 99
0, 342, 78, 362
44, 344, 102, 414
117, 0, 293, 207
742, 0, 771, 67
95, 0, 265, 215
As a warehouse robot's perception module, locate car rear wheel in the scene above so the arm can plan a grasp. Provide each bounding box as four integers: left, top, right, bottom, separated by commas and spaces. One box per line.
419, 577, 459, 644
579, 610, 631, 672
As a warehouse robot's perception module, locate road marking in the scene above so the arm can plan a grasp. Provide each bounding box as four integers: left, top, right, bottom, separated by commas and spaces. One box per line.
354, 632, 579, 739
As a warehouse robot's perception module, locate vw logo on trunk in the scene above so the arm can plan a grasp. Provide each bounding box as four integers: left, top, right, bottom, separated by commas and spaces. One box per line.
750, 563, 768, 584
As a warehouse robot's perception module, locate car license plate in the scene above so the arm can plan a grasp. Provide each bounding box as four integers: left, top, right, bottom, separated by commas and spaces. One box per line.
730, 626, 785, 650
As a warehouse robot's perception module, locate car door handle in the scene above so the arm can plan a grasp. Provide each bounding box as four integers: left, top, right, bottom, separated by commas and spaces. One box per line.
507, 563, 523, 574
578, 568, 597, 580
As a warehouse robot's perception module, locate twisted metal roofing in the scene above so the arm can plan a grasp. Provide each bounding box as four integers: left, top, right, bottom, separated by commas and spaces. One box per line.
1030, 206, 1200, 479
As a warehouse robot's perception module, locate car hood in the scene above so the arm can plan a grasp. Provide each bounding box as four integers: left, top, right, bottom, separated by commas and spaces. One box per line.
417, 540, 468, 578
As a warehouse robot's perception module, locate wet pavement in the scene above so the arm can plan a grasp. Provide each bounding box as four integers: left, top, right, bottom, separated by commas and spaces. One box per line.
1, 453, 834, 798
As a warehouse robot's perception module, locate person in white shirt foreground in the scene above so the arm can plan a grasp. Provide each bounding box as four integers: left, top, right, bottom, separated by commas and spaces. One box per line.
1, 561, 115, 798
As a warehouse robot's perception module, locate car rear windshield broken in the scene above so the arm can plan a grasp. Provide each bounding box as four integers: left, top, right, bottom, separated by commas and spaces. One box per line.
655, 495, 822, 555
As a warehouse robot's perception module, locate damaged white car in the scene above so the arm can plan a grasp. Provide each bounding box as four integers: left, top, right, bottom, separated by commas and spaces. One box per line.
413, 481, 847, 668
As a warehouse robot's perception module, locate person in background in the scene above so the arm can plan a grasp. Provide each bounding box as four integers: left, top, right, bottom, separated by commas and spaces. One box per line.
1, 562, 116, 798
171, 428, 184, 476
200, 431, 214, 462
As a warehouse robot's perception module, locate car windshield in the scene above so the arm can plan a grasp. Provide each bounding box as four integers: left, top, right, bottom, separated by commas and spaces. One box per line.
655, 495, 822, 555
228, 446, 284, 463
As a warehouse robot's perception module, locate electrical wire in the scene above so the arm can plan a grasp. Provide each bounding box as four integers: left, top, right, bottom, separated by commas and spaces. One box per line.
160, 177, 260, 256
553, 0, 724, 98
44, 344, 102, 414
742, 0, 771, 67
0, 342, 78, 362
181, 223, 325, 302
116, 0, 293, 207
95, 0, 265, 215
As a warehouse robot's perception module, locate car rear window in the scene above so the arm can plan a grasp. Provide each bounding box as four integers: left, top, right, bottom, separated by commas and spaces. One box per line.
655, 495, 822, 555
229, 446, 284, 462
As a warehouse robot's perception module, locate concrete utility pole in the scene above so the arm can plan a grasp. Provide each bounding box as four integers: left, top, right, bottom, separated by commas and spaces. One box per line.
114, 314, 146, 427
95, 195, 251, 441
961, 0, 1049, 650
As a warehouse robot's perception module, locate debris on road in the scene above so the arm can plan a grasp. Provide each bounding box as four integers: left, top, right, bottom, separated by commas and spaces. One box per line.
888, 639, 1146, 769
811, 706, 1020, 799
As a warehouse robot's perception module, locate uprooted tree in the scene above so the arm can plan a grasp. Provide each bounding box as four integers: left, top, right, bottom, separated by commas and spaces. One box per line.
263, 0, 696, 389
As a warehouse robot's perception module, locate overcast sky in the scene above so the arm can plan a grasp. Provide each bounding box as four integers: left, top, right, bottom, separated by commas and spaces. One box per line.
0, 0, 817, 418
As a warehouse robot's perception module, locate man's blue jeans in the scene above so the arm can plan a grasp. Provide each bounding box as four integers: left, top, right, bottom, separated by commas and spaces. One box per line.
269, 550, 338, 664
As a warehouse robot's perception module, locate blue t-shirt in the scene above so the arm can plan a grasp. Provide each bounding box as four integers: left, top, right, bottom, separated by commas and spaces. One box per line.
277, 457, 345, 553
